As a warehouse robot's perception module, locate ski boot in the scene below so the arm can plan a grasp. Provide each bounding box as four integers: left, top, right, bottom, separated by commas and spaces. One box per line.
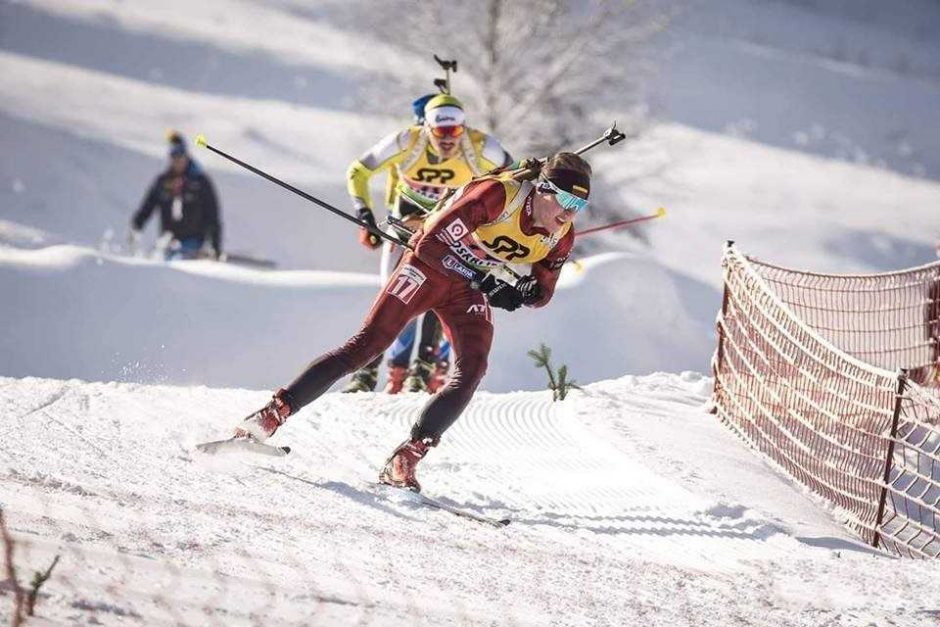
404, 358, 434, 393
383, 364, 408, 394
234, 389, 292, 442
379, 437, 435, 492
427, 360, 450, 394
342, 365, 378, 393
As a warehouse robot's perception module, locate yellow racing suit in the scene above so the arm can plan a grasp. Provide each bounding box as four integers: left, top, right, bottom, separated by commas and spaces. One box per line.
347, 126, 513, 220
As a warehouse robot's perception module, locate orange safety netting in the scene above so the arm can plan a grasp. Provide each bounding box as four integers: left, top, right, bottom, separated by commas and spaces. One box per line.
713, 245, 940, 558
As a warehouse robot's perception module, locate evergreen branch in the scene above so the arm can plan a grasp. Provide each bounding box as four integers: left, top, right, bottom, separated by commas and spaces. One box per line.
528, 344, 579, 401
27, 555, 60, 616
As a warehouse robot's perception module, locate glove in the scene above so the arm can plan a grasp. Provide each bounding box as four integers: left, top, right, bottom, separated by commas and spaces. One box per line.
479, 275, 522, 311
357, 207, 382, 250
479, 275, 542, 312
518, 157, 542, 171
515, 157, 543, 181
516, 275, 543, 305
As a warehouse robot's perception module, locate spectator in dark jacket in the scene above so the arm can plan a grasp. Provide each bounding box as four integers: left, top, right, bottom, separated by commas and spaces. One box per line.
130, 131, 222, 260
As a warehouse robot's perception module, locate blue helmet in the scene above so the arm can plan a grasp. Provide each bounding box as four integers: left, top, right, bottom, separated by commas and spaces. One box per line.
411, 94, 437, 124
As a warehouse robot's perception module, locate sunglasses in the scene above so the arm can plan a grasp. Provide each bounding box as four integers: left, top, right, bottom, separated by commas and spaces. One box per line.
537, 179, 590, 214
429, 125, 465, 139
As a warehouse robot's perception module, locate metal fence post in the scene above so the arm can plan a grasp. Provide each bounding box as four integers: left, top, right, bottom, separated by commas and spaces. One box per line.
711, 242, 735, 411
931, 268, 940, 384
872, 369, 908, 549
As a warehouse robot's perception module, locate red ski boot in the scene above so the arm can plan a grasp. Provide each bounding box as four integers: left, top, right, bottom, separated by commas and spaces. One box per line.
379, 438, 434, 492
383, 364, 408, 394
234, 388, 292, 442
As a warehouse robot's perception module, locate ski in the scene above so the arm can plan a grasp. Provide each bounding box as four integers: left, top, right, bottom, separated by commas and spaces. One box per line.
415, 492, 511, 527
195, 436, 291, 457
374, 483, 510, 528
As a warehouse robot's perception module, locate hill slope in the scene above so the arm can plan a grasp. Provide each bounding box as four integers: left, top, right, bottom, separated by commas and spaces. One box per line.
4, 373, 939, 625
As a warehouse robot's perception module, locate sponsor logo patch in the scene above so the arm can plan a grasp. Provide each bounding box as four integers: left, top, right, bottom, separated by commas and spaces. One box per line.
443, 255, 477, 281
414, 168, 455, 184
440, 239, 502, 270
481, 235, 531, 261
444, 218, 470, 242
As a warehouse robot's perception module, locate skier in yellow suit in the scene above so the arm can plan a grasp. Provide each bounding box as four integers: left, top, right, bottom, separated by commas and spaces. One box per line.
344, 94, 514, 394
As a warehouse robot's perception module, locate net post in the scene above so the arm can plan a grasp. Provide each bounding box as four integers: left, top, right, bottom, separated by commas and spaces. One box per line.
931, 267, 940, 383
712, 241, 735, 408
872, 368, 908, 549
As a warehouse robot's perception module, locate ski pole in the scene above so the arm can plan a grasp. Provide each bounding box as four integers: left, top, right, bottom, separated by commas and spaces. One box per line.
571, 122, 627, 157
193, 134, 409, 250
512, 122, 628, 180
577, 207, 666, 237
192, 135, 520, 288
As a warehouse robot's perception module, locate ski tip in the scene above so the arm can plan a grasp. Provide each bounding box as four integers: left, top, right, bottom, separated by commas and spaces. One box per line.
194, 437, 290, 457
194, 133, 208, 148
656, 206, 667, 218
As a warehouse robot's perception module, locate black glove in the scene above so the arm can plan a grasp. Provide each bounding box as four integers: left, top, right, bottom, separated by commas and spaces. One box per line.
516, 275, 543, 305
357, 207, 382, 250
479, 275, 542, 312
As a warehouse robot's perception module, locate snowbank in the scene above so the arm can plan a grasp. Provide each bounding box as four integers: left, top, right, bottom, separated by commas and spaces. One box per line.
0, 245, 717, 391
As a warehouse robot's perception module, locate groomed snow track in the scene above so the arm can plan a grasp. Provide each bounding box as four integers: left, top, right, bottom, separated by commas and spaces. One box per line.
4, 375, 939, 625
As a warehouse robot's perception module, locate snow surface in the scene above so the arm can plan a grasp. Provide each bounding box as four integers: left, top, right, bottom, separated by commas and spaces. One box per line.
5, 374, 940, 626
2, 1, 940, 624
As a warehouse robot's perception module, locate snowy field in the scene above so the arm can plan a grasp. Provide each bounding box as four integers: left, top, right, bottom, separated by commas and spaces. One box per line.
5, 374, 940, 626
2, 0, 940, 625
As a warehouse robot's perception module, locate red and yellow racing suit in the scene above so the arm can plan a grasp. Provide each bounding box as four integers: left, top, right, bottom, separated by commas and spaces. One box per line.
346, 125, 515, 374
284, 176, 574, 441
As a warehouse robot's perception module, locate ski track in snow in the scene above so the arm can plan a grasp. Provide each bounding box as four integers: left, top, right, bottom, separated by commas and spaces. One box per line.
3, 375, 938, 626
360, 390, 780, 556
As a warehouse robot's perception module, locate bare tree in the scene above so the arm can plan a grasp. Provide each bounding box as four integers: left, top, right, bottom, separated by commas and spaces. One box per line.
353, 0, 679, 247
361, 0, 675, 155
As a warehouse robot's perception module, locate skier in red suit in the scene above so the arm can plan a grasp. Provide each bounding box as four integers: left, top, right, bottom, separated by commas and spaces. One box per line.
235, 152, 592, 491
